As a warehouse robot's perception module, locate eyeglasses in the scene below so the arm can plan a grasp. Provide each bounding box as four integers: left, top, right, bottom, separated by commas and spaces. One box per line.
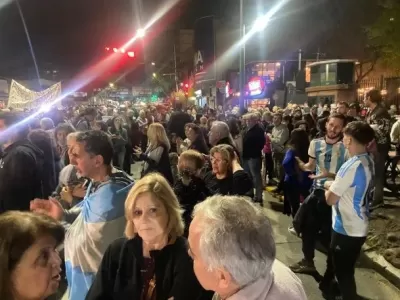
210, 157, 225, 164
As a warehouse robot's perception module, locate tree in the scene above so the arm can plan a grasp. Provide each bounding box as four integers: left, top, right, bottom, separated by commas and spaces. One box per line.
355, 50, 380, 83
366, 0, 400, 71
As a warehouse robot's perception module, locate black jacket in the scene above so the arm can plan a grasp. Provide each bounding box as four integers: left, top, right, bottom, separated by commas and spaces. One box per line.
0, 140, 46, 213
242, 124, 265, 159
204, 170, 254, 198
174, 177, 211, 234
86, 236, 212, 300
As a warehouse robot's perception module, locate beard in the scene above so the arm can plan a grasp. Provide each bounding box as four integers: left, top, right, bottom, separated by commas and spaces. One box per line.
326, 131, 341, 140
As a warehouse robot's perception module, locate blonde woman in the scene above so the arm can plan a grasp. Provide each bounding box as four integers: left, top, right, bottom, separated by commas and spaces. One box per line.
86, 173, 212, 300
134, 123, 173, 184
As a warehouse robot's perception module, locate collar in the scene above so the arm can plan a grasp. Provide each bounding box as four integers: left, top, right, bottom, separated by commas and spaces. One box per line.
217, 271, 274, 300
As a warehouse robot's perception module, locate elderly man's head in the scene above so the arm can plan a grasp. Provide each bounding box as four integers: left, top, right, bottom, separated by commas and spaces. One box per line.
188, 195, 276, 297
208, 121, 230, 146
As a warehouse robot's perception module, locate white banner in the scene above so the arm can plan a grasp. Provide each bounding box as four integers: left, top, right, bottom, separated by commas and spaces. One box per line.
7, 80, 61, 109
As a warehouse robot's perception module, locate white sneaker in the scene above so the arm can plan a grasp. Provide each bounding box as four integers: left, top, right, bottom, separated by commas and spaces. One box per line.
288, 226, 299, 237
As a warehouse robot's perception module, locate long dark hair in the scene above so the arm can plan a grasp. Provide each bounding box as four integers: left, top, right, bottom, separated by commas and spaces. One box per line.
288, 128, 309, 163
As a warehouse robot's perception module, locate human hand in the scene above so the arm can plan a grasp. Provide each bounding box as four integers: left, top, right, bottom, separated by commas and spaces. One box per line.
133, 147, 142, 157
72, 183, 87, 198
295, 157, 311, 172
30, 198, 64, 221
60, 187, 73, 204
309, 167, 329, 180
324, 180, 333, 190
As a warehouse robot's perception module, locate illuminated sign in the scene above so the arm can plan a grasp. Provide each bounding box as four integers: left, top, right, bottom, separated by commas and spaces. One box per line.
248, 77, 265, 96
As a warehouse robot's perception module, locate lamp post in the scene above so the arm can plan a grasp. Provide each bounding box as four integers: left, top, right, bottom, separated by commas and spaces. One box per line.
239, 0, 244, 111
239, 6, 270, 111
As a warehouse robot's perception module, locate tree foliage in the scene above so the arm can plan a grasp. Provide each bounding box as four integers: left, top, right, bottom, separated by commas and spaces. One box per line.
366, 0, 400, 71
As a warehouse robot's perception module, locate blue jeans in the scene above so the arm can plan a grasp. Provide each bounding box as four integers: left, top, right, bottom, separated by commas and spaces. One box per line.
243, 157, 263, 202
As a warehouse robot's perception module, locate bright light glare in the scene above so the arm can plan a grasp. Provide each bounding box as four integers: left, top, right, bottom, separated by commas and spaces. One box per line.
245, 0, 290, 41
137, 28, 146, 38
113, 48, 118, 53
152, 73, 157, 78
253, 16, 269, 32
127, 52, 135, 57
151, 62, 155, 66
122, 0, 180, 50
39, 104, 52, 113
120, 49, 125, 53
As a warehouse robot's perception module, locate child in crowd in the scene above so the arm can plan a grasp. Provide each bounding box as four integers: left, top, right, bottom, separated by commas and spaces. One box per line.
263, 130, 274, 186
282, 129, 312, 235
173, 150, 210, 236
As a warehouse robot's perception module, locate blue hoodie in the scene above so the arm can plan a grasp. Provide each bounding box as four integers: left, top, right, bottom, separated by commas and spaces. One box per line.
63, 170, 133, 300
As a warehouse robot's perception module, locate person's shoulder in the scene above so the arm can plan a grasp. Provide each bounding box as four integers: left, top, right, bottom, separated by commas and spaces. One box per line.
169, 236, 190, 257
270, 259, 307, 299
106, 237, 130, 257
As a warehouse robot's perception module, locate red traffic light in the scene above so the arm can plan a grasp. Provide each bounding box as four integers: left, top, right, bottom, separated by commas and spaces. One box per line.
105, 46, 134, 58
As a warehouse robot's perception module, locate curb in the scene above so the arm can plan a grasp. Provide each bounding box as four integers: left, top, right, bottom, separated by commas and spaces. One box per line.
360, 248, 400, 288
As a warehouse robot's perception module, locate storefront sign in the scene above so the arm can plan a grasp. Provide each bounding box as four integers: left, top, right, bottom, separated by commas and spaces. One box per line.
194, 16, 215, 82
248, 77, 265, 96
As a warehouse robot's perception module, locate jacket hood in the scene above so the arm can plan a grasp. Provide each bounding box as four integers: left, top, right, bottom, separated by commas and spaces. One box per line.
3, 139, 44, 159
91, 167, 134, 193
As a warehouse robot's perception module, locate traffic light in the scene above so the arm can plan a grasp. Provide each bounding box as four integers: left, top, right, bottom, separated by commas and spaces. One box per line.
105, 47, 135, 58
151, 94, 158, 102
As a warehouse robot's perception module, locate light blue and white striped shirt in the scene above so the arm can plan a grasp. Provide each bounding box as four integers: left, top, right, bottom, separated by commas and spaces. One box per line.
330, 154, 374, 237
308, 137, 347, 188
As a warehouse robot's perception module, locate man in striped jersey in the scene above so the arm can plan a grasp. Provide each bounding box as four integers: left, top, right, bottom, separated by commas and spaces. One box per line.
323, 121, 375, 300
290, 114, 347, 276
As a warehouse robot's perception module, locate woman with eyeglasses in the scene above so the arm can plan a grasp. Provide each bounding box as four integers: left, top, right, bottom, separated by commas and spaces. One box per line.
203, 144, 253, 198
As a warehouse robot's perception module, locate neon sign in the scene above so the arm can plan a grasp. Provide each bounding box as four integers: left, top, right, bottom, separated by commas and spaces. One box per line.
248, 77, 265, 96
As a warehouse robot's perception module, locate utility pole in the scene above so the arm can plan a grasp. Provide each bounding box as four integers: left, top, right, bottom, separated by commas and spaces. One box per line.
239, 0, 244, 111
298, 49, 302, 71
314, 47, 326, 61
173, 43, 178, 92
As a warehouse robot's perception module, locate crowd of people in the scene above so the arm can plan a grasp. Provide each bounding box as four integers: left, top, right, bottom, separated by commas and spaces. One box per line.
0, 88, 394, 300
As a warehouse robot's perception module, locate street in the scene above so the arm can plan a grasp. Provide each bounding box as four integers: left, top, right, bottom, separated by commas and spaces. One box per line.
263, 192, 400, 300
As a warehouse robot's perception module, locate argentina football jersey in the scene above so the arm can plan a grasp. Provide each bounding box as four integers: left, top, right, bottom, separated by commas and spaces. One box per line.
308, 137, 347, 188
329, 154, 374, 237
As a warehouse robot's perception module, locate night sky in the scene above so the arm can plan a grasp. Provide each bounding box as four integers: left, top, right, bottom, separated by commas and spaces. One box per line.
0, 0, 379, 80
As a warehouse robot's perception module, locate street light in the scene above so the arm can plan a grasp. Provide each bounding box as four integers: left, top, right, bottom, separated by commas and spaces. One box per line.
109, 83, 114, 88
252, 15, 270, 33
152, 73, 157, 78
151, 62, 155, 66
137, 28, 146, 38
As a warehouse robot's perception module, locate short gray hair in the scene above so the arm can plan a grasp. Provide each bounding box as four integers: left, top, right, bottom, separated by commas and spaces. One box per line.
211, 121, 230, 139
192, 195, 276, 287
40, 117, 55, 130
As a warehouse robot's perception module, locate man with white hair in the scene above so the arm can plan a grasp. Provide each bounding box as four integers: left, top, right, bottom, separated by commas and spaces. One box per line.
208, 121, 239, 155
188, 195, 307, 300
